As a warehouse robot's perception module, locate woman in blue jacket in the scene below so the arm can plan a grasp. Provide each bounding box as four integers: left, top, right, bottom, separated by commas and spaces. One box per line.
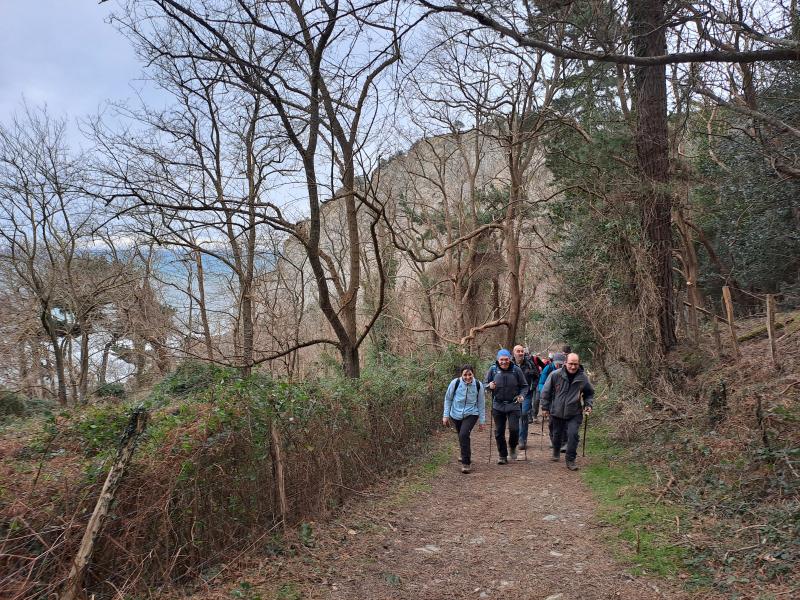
443, 364, 486, 474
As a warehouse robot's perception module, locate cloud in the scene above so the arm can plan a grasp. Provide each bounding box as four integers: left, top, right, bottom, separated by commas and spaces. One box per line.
0, 1, 148, 128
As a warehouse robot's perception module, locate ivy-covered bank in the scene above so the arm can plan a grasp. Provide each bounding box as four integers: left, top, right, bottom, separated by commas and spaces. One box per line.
0, 350, 470, 598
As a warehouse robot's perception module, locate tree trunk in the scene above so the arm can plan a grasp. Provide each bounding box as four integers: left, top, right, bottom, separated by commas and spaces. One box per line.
241, 281, 254, 377
41, 308, 68, 405
98, 338, 114, 385
193, 249, 214, 361
341, 343, 360, 379
631, 0, 676, 353
78, 328, 90, 403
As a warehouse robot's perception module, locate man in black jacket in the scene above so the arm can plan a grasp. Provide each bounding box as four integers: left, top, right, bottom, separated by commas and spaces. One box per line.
486, 349, 529, 464
541, 352, 594, 471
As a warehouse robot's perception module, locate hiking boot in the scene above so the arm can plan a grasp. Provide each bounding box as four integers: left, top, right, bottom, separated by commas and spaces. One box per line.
516, 452, 526, 461
550, 453, 560, 462
527, 413, 534, 424
566, 460, 579, 471
510, 449, 518, 461
497, 456, 508, 465
560, 444, 567, 453
461, 464, 472, 474
518, 442, 527, 451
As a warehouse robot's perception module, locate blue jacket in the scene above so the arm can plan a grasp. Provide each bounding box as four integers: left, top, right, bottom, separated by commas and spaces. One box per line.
443, 377, 486, 424
537, 362, 556, 392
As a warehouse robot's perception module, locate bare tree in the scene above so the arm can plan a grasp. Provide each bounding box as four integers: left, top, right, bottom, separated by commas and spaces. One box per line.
0, 108, 96, 404
109, 0, 409, 377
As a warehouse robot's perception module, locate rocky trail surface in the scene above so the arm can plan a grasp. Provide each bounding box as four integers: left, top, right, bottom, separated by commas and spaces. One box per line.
192, 432, 708, 600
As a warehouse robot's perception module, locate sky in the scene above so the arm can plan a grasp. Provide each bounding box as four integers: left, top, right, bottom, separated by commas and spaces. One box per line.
0, 1, 150, 135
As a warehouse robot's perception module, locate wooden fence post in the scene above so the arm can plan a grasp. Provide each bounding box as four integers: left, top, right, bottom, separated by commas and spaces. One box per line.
270, 419, 289, 531
712, 313, 723, 357
687, 282, 700, 344
766, 294, 780, 370
722, 286, 740, 360
62, 408, 148, 600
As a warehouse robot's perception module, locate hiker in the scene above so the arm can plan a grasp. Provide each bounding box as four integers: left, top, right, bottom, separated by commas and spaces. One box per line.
538, 352, 566, 449
513, 344, 540, 456
530, 353, 547, 424
443, 364, 486, 474
486, 349, 528, 464
540, 352, 594, 471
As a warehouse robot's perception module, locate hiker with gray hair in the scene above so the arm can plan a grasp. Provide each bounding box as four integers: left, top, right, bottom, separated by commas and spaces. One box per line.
485, 349, 528, 465
541, 352, 594, 471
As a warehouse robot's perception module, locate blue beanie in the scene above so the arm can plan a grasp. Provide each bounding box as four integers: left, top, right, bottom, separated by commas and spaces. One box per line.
497, 349, 512, 360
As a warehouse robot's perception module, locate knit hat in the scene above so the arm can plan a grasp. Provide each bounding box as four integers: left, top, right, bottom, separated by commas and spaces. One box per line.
552, 352, 567, 366
497, 349, 512, 360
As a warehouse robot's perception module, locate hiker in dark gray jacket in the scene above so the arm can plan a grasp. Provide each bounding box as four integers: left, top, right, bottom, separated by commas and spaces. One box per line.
541, 353, 594, 471
486, 349, 529, 464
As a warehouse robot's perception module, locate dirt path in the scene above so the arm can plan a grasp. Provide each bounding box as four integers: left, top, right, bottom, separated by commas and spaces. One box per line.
197, 432, 697, 600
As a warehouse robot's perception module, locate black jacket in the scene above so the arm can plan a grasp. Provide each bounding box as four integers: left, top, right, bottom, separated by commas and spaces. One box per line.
485, 362, 529, 411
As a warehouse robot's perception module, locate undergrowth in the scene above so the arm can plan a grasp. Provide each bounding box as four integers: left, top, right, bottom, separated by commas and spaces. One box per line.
0, 349, 472, 599
582, 398, 699, 585
587, 326, 799, 598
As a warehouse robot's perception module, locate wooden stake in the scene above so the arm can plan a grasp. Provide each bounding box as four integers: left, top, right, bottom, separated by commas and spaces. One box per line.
766, 294, 780, 370
712, 313, 722, 357
722, 286, 740, 360
270, 420, 289, 531
62, 409, 148, 600
687, 282, 699, 344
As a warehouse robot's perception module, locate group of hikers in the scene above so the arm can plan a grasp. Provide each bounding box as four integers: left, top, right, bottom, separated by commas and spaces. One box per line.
442, 344, 594, 474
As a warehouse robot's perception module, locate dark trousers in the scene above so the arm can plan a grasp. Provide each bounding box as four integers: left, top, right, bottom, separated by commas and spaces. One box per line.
492, 408, 520, 458
532, 389, 541, 418
452, 414, 479, 465
551, 413, 583, 461
518, 391, 533, 446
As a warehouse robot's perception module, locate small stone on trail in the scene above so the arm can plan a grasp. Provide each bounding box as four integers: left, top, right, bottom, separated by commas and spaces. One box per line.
415, 544, 441, 554
544, 594, 563, 600
543, 514, 559, 521
469, 536, 486, 545
347, 529, 357, 535
479, 592, 489, 599
549, 551, 564, 557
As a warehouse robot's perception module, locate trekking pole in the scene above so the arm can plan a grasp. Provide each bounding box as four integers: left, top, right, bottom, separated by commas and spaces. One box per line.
540, 414, 545, 451
487, 390, 493, 464
581, 413, 589, 457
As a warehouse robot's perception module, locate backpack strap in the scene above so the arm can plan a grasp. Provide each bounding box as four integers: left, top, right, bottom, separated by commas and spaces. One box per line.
453, 378, 481, 410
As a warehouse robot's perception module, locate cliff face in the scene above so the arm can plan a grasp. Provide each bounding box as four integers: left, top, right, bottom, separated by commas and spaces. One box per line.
263, 127, 556, 373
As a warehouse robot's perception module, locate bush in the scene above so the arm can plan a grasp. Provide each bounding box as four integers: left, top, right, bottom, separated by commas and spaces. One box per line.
0, 390, 55, 422
0, 389, 27, 420
3, 350, 471, 598
92, 382, 126, 400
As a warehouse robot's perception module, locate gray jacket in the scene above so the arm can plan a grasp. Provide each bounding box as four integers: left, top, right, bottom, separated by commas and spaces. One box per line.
540, 366, 594, 419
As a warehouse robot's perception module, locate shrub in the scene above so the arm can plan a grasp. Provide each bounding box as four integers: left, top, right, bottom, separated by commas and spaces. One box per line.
3, 350, 471, 598
92, 382, 126, 400
0, 389, 27, 420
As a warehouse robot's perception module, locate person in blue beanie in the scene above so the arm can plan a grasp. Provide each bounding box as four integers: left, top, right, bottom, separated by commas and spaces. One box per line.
443, 364, 486, 474
485, 349, 528, 464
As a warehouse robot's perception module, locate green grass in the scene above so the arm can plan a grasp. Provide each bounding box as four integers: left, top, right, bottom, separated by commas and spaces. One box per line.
389, 442, 451, 506
582, 426, 695, 580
